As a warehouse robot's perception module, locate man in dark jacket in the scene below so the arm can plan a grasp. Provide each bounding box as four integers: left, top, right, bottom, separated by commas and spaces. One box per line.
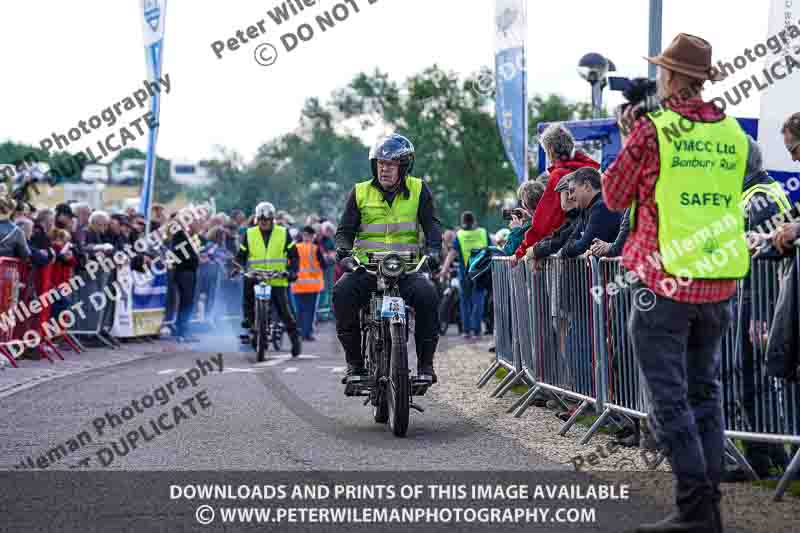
560, 168, 621, 258
171, 214, 201, 342
589, 209, 631, 258
734, 136, 793, 479
532, 175, 580, 259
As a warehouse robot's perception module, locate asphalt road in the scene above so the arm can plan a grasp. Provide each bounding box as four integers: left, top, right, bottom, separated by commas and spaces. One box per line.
0, 323, 753, 532
1, 323, 563, 471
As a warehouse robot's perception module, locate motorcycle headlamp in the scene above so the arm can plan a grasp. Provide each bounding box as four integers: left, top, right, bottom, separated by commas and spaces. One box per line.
381, 253, 405, 278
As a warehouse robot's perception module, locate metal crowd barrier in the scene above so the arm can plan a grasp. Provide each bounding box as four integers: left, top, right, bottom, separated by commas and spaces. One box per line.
68, 270, 120, 349
476, 257, 514, 388
477, 250, 800, 499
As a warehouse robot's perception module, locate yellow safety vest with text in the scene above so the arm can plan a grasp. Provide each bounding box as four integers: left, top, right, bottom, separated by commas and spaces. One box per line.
353, 176, 422, 263
649, 109, 749, 279
245, 225, 292, 287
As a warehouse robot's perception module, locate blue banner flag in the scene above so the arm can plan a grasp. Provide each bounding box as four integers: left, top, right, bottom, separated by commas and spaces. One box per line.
139, 0, 167, 232
494, 0, 528, 184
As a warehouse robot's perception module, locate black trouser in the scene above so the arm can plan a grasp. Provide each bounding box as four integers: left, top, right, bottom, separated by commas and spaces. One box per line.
629, 284, 730, 501
242, 277, 298, 334
333, 270, 439, 364
174, 270, 196, 337
739, 297, 789, 474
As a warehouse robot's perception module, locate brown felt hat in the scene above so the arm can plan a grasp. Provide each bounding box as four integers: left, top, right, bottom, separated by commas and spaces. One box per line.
644, 33, 723, 82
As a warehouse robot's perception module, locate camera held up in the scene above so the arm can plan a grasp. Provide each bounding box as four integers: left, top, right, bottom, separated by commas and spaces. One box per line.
608, 76, 659, 127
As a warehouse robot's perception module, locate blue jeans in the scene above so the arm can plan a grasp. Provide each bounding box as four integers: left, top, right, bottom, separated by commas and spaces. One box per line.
630, 284, 731, 494
294, 292, 319, 338
459, 276, 486, 335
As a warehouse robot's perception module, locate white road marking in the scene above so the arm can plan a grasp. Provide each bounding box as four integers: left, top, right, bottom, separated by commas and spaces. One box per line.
283, 367, 298, 373
222, 367, 259, 373
156, 369, 178, 375
317, 366, 346, 373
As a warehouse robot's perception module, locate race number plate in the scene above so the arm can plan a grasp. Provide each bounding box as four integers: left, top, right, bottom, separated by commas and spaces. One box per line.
380, 296, 405, 319
254, 284, 272, 300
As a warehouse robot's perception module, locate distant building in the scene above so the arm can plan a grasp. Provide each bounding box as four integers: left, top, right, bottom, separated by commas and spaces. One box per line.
170, 161, 215, 187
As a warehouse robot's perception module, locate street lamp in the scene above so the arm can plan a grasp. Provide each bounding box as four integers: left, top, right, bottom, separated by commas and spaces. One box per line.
577, 53, 615, 119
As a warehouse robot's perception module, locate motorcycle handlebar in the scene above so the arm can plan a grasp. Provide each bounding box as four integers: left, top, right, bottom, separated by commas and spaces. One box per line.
341, 255, 429, 276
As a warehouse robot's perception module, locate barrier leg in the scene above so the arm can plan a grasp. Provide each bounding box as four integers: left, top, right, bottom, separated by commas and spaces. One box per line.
90, 333, 117, 350
61, 333, 82, 353
512, 385, 543, 418
0, 346, 18, 368
507, 384, 538, 414
558, 399, 590, 436
35, 345, 53, 363
772, 447, 800, 501
723, 438, 758, 481
579, 406, 612, 445
103, 333, 122, 348
476, 360, 501, 388
42, 338, 65, 360
491, 369, 522, 399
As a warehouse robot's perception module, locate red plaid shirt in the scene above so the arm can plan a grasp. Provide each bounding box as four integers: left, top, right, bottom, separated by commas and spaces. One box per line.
601, 97, 737, 304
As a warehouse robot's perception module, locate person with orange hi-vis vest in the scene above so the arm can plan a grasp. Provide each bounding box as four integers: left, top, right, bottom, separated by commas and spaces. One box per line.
292, 226, 328, 341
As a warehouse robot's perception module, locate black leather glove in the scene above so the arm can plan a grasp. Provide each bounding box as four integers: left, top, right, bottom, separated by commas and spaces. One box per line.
336, 247, 353, 262
287, 271, 298, 282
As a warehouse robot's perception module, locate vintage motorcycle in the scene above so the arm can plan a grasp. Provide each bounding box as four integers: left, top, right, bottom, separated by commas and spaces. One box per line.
341, 251, 433, 437
237, 269, 288, 362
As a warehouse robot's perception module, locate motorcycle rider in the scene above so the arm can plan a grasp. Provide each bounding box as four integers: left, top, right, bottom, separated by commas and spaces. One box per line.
236, 201, 302, 357
333, 133, 442, 384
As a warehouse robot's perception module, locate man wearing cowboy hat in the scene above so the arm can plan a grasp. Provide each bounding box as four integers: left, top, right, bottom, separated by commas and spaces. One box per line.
602, 34, 751, 533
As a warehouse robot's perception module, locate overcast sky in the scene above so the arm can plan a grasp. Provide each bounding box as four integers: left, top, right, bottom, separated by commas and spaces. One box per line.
0, 0, 779, 165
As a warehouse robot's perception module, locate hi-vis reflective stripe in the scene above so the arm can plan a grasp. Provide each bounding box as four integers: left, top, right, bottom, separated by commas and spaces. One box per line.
248, 258, 287, 266
293, 278, 321, 284
353, 240, 418, 251
359, 222, 418, 233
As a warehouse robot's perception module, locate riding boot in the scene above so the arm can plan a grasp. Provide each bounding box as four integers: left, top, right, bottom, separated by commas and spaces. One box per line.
339, 332, 365, 384
416, 336, 438, 384
635, 482, 715, 533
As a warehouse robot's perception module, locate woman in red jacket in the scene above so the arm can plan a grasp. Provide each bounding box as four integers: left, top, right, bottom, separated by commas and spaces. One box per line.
512, 123, 599, 263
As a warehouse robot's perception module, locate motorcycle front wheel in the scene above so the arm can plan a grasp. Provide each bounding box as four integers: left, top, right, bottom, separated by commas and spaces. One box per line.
370, 328, 388, 423
387, 322, 410, 437
256, 300, 268, 362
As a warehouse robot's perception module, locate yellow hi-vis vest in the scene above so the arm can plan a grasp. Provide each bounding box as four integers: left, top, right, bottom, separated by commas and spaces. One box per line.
291, 241, 323, 294
245, 225, 292, 287
456, 228, 489, 265
353, 176, 422, 263
741, 181, 792, 215
649, 109, 750, 279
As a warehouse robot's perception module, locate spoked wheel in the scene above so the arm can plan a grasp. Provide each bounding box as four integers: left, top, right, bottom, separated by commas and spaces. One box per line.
370, 329, 388, 423
256, 301, 268, 362
272, 325, 284, 352
387, 322, 410, 437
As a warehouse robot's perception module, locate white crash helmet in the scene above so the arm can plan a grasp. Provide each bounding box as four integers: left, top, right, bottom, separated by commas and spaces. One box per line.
254, 202, 276, 220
